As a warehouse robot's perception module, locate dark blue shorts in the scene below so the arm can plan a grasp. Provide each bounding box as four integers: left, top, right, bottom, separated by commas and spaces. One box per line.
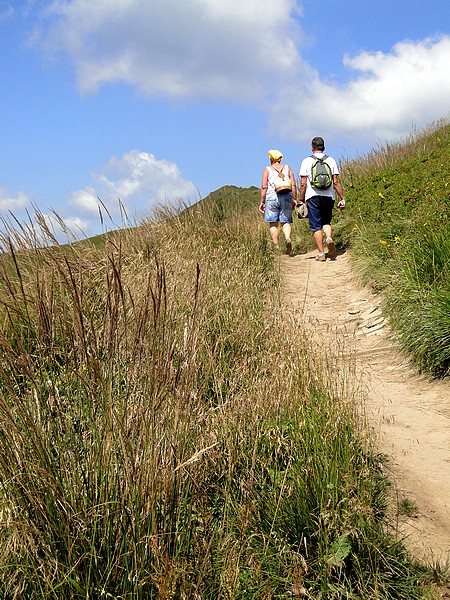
307, 195, 335, 232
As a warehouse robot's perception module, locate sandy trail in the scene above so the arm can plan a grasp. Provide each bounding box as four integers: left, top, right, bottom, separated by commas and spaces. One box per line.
280, 247, 450, 566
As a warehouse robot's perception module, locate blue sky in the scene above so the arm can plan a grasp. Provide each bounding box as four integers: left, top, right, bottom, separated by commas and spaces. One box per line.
1, 0, 449, 239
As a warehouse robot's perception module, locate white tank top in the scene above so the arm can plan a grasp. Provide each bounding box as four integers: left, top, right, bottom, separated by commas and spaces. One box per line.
266, 164, 289, 196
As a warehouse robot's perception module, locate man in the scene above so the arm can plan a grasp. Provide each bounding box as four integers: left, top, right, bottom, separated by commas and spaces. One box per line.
298, 137, 346, 261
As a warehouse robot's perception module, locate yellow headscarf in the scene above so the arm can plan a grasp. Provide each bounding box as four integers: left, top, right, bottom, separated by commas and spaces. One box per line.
268, 149, 283, 163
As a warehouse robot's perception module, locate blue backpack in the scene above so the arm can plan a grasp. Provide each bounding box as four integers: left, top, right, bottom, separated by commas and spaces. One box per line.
310, 154, 332, 189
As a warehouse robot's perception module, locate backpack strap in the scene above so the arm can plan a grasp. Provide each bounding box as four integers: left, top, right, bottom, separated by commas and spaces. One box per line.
272, 164, 286, 179
311, 154, 328, 161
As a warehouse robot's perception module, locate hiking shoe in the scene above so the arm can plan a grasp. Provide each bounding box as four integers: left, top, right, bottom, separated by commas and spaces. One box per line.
325, 237, 336, 256
285, 238, 292, 255
315, 253, 326, 262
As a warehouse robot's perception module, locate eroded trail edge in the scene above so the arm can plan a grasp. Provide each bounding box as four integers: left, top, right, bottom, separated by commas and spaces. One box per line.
280, 248, 450, 565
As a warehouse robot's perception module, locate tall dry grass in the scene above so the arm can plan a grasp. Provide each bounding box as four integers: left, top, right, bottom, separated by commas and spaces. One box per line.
340, 117, 450, 181
0, 193, 433, 598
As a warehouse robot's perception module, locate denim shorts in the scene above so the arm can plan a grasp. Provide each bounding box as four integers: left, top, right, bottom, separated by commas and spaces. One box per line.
264, 193, 293, 224
307, 195, 334, 231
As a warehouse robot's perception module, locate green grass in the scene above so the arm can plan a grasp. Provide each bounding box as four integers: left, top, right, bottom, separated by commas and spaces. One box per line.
0, 170, 445, 597
325, 119, 450, 377
398, 497, 420, 518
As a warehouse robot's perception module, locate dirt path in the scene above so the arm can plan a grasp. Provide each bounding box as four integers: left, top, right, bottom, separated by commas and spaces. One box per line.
280, 247, 450, 566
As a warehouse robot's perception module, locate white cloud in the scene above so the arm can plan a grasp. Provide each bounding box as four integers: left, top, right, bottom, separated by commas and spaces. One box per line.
33, 0, 303, 100
60, 215, 90, 233
269, 36, 450, 145
32, 2, 450, 148
70, 150, 197, 219
0, 188, 30, 211
69, 187, 99, 215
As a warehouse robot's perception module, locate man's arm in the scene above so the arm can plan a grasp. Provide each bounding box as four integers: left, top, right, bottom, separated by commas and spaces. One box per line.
333, 174, 346, 209
299, 175, 308, 203
288, 167, 297, 205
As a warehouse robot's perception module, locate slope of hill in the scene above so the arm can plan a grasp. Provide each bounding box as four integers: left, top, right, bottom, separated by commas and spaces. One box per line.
0, 127, 448, 597
335, 120, 450, 377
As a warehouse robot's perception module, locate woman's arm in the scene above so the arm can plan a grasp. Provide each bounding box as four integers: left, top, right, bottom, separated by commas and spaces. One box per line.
260, 168, 268, 213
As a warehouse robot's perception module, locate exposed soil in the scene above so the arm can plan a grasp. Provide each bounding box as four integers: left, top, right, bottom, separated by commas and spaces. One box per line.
280, 246, 450, 567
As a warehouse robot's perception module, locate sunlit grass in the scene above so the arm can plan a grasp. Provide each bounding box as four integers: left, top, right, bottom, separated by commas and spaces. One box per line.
0, 186, 440, 597
335, 118, 450, 376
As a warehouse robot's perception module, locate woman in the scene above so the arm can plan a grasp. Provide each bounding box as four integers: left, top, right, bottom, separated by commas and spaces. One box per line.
259, 149, 297, 255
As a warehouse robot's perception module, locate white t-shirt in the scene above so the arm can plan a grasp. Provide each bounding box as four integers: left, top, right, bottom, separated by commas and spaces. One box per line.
299, 153, 339, 200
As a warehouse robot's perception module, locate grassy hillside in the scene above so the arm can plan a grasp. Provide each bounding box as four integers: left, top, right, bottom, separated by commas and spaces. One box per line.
334, 119, 450, 377
290, 118, 450, 378
0, 183, 442, 598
